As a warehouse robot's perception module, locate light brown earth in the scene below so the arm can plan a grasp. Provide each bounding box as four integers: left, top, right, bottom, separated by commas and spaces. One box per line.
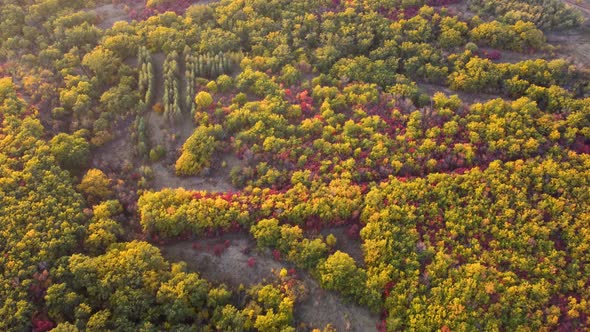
548, 0, 590, 69
319, 226, 365, 267
91, 117, 135, 170
91, 3, 138, 30
445, 0, 590, 70
419, 82, 503, 104
91, 2, 589, 331
160, 234, 378, 331
145, 105, 241, 192
149, 154, 240, 192
92, 0, 222, 30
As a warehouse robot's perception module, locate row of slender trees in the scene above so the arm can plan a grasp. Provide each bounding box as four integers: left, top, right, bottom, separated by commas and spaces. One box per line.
138, 46, 155, 108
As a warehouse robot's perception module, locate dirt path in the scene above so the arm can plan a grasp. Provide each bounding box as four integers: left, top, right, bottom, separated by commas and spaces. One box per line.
545, 0, 590, 69
145, 55, 242, 193
91, 3, 139, 30
150, 161, 236, 192
152, 53, 166, 104
145, 107, 239, 192
91, 116, 135, 170
198, 0, 221, 5
419, 82, 503, 105
563, 0, 590, 16
548, 30, 590, 69
160, 235, 378, 331
479, 47, 552, 64
444, 1, 476, 20
319, 226, 365, 267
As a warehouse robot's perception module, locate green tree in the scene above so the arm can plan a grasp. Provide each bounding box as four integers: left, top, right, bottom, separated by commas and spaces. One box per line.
195, 91, 213, 111
49, 132, 90, 171
82, 46, 121, 86
251, 218, 281, 248
78, 169, 112, 204
175, 125, 219, 176
319, 251, 367, 301
85, 200, 124, 255
212, 305, 247, 331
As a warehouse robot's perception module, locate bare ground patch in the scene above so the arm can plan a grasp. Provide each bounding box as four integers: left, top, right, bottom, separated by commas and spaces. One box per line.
160, 235, 378, 331
145, 51, 242, 193
199, 0, 221, 4
419, 82, 503, 104
444, 1, 477, 20
479, 47, 552, 64
161, 234, 282, 287
547, 0, 590, 69
563, 0, 590, 16
145, 109, 240, 192
547, 28, 590, 69
150, 160, 236, 192
91, 117, 135, 170
152, 52, 166, 104
91, 3, 140, 30
145, 111, 193, 154
320, 226, 365, 267
297, 281, 377, 332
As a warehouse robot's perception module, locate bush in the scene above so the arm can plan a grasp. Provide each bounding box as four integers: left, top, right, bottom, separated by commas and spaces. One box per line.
153, 102, 164, 114
195, 91, 213, 111
465, 42, 478, 52
78, 169, 112, 204
206, 81, 218, 93
216, 74, 233, 92
49, 132, 90, 171
175, 125, 219, 176
149, 145, 166, 162
319, 251, 367, 301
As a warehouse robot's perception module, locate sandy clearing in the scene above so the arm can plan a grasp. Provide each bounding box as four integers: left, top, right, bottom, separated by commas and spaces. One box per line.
160, 235, 378, 331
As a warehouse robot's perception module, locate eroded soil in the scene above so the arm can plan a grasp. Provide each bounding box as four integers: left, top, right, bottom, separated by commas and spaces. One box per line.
160, 234, 378, 331
150, 156, 238, 192
419, 82, 503, 104
92, 3, 138, 30
91, 117, 135, 170
319, 226, 365, 267
146, 108, 241, 192
548, 0, 590, 69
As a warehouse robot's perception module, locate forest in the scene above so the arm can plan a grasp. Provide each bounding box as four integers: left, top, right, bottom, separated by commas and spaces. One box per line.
0, 0, 589, 331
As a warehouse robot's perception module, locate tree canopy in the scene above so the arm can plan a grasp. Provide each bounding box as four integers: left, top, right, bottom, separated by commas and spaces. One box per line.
0, 0, 589, 330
